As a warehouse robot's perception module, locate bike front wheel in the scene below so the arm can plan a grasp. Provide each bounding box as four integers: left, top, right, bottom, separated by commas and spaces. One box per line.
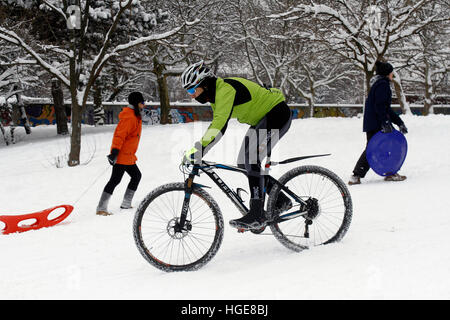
267, 165, 352, 252
133, 182, 224, 272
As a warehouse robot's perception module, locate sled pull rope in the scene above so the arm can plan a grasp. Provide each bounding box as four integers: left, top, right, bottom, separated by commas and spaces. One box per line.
72, 165, 110, 205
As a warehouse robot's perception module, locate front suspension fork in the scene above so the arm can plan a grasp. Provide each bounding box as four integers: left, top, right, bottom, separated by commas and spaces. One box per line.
178, 166, 199, 230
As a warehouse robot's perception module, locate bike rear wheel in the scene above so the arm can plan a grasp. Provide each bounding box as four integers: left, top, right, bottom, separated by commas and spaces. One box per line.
267, 165, 352, 252
133, 182, 224, 272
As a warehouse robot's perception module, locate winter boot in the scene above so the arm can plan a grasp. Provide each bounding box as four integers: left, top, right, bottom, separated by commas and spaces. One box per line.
120, 188, 136, 209
229, 198, 266, 230
384, 173, 406, 182
348, 175, 361, 185
96, 191, 112, 216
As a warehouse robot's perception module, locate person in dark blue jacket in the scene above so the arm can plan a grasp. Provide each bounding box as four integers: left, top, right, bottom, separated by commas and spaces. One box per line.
349, 61, 408, 185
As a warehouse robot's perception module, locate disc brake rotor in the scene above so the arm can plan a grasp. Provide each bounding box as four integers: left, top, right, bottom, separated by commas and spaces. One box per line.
167, 218, 192, 239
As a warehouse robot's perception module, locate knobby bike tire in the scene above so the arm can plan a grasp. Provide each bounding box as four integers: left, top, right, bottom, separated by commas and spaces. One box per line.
267, 165, 352, 252
133, 182, 224, 272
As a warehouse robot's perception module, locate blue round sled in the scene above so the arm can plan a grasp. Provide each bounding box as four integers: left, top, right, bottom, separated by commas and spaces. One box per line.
366, 129, 408, 176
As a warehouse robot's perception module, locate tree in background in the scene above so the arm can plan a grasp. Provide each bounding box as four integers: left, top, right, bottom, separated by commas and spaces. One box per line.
218, 0, 355, 117
268, 0, 447, 114
138, 0, 228, 124
0, 41, 39, 143
392, 1, 450, 115
0, 0, 198, 166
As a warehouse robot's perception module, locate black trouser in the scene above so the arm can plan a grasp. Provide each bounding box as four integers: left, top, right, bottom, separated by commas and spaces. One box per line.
104, 164, 142, 195
237, 102, 292, 199
352, 130, 377, 178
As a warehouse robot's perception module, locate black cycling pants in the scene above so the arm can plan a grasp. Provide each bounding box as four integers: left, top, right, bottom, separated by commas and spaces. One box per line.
237, 101, 292, 199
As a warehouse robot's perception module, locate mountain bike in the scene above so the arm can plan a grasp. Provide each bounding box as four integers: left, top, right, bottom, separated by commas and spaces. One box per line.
133, 154, 352, 272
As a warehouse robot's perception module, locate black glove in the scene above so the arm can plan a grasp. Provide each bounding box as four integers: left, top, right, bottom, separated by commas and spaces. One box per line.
399, 124, 408, 134
182, 142, 203, 165
381, 121, 393, 133
107, 148, 119, 165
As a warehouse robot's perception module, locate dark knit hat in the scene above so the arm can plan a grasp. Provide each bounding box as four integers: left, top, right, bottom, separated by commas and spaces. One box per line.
375, 61, 394, 76
128, 91, 145, 108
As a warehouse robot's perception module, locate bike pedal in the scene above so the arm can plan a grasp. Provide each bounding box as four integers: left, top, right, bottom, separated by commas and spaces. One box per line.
237, 228, 247, 233
250, 226, 266, 234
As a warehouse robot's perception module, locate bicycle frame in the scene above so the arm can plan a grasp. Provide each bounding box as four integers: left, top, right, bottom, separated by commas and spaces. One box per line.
183, 161, 249, 220
178, 154, 331, 230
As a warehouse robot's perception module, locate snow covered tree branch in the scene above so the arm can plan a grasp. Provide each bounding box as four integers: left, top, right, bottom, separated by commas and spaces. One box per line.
0, 0, 200, 166
268, 0, 447, 114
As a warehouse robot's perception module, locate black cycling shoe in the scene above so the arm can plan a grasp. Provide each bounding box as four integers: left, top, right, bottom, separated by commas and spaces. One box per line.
229, 198, 266, 230
229, 214, 266, 230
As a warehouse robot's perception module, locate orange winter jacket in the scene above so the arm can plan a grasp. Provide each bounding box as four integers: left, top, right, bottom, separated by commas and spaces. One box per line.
111, 107, 142, 165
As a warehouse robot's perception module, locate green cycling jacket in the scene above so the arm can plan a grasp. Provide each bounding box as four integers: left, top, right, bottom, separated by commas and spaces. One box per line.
199, 77, 285, 152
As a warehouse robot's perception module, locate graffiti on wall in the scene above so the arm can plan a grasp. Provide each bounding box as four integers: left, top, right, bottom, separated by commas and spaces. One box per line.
2, 103, 304, 127
169, 109, 186, 123
142, 106, 161, 125
290, 108, 302, 119
7, 103, 433, 127
1, 104, 206, 127
173, 107, 195, 123
193, 106, 213, 121
0, 104, 56, 127
0, 103, 353, 127
141, 105, 198, 125
26, 105, 56, 126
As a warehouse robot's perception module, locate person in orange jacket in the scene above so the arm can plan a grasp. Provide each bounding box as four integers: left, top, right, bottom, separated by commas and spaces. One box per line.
96, 92, 145, 216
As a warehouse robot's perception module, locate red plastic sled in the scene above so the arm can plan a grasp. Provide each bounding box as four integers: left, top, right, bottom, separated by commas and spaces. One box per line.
0, 205, 74, 235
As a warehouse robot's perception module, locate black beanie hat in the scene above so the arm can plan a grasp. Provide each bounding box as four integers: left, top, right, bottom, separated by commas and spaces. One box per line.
128, 91, 145, 108
375, 61, 394, 76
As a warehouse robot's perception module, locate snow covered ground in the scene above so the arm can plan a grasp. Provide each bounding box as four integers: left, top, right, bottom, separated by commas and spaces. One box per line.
1, 114, 449, 300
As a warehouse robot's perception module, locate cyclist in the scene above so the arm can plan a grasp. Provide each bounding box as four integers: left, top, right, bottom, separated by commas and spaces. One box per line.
181, 61, 292, 230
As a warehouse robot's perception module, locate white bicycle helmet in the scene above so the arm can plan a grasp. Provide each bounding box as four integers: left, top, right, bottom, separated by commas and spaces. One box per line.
181, 60, 213, 90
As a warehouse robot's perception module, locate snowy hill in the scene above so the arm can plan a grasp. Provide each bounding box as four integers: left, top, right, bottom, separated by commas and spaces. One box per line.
1, 114, 449, 300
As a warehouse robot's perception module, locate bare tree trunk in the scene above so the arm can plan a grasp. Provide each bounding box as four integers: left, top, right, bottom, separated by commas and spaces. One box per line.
10, 124, 15, 144
392, 72, 411, 115
423, 65, 434, 115
423, 81, 433, 115
308, 98, 314, 118
51, 78, 69, 135
158, 75, 171, 124
309, 82, 316, 118
153, 57, 171, 124
68, 52, 82, 167
0, 122, 8, 145
12, 85, 31, 135
68, 98, 82, 167
93, 79, 105, 126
